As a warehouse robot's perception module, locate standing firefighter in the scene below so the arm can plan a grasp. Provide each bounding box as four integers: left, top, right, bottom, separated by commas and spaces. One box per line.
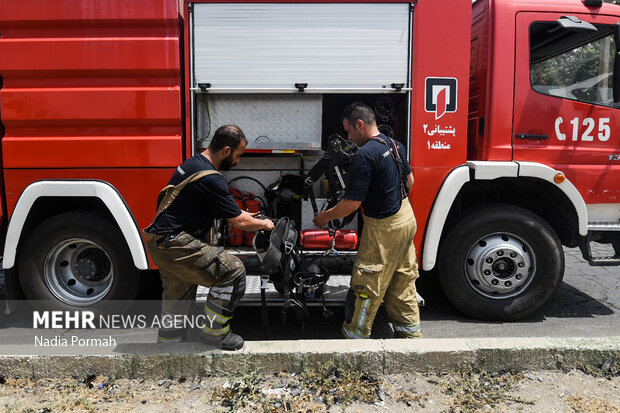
144, 125, 274, 350
313, 102, 421, 339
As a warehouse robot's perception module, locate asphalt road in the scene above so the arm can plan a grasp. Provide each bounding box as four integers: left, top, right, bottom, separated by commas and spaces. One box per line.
232, 245, 620, 341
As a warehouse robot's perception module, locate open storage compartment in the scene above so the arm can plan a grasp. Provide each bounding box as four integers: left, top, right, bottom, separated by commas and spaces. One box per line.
189, 2, 413, 248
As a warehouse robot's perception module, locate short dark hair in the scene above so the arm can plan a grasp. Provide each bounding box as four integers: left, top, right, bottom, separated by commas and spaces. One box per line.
341, 101, 376, 127
208, 125, 247, 153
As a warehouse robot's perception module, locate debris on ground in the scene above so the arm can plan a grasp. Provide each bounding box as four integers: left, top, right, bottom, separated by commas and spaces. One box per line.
0, 367, 618, 412
432, 368, 534, 412
210, 362, 391, 411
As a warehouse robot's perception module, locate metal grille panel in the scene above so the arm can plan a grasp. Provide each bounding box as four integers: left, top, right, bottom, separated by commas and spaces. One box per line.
197, 93, 322, 150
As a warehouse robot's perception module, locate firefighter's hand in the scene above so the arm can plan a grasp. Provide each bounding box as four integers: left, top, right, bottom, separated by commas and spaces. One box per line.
251, 212, 274, 231
263, 218, 275, 231
313, 211, 331, 228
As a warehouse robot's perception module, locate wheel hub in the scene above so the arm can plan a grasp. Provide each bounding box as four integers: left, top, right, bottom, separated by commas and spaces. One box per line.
465, 233, 534, 299
44, 239, 114, 306
75, 258, 96, 279
491, 257, 515, 278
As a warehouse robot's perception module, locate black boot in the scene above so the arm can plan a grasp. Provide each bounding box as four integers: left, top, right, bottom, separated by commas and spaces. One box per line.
200, 331, 244, 351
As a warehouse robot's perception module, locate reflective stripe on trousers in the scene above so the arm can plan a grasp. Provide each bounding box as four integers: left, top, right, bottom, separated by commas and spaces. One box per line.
393, 322, 421, 338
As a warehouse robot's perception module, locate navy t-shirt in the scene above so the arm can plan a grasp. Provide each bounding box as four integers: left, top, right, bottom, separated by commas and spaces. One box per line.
344, 135, 411, 219
149, 154, 241, 235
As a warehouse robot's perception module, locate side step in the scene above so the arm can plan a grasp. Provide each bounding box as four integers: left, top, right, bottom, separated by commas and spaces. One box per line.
580, 226, 620, 266
197, 275, 425, 307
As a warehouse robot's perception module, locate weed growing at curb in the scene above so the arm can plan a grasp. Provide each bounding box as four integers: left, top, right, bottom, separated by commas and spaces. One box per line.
299, 361, 382, 406
565, 394, 620, 413
0, 375, 136, 412
211, 361, 384, 411
578, 357, 618, 379
211, 370, 264, 411
432, 367, 534, 413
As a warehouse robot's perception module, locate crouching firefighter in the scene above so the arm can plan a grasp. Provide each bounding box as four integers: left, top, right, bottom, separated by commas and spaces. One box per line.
144, 125, 275, 350
313, 102, 421, 339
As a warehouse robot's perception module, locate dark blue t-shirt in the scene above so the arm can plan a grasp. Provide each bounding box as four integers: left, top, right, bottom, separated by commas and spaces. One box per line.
149, 154, 241, 235
344, 135, 411, 219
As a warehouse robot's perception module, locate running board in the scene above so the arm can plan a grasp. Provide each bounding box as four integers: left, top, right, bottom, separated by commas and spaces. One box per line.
580, 228, 620, 266
196, 275, 425, 307
588, 223, 620, 232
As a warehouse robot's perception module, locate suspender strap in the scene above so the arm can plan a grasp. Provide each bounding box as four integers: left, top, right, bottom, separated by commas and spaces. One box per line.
369, 136, 408, 199
147, 169, 222, 229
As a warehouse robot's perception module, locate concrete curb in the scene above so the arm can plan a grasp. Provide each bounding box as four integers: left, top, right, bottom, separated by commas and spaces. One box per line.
0, 337, 618, 379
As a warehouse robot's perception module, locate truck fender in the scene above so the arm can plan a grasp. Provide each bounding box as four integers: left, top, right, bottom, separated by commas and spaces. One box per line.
515, 161, 587, 236
421, 165, 470, 271
421, 161, 588, 271
2, 180, 149, 270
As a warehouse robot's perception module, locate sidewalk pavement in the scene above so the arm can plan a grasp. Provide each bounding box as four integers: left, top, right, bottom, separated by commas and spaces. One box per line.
0, 337, 618, 379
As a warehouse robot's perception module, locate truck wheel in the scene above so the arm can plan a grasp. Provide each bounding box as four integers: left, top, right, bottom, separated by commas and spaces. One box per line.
18, 213, 140, 309
438, 205, 564, 321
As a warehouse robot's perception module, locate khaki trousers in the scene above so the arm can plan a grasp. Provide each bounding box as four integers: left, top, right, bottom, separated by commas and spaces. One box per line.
342, 199, 421, 339
144, 231, 245, 342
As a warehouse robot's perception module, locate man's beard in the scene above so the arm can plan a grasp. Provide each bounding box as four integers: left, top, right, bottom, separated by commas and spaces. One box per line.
220, 152, 235, 171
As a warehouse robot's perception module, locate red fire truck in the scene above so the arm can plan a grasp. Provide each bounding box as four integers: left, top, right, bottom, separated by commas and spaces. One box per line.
0, 0, 618, 320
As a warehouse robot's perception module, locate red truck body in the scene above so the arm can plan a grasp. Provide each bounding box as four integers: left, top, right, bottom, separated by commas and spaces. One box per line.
0, 0, 182, 227
0, 0, 618, 320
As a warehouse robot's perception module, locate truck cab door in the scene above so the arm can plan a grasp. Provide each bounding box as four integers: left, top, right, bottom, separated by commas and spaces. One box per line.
513, 12, 620, 205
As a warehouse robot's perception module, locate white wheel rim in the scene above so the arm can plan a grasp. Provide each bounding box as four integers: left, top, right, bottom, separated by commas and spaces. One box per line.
43, 238, 114, 305
464, 232, 535, 300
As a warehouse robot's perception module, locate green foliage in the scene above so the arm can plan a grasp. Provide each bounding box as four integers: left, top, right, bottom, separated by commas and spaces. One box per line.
299, 362, 382, 406
211, 370, 264, 411
532, 37, 614, 87
530, 22, 616, 106
435, 367, 534, 413
210, 362, 384, 411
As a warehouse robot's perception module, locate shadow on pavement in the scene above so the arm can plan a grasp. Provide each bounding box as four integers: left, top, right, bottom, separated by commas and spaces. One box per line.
544, 281, 614, 318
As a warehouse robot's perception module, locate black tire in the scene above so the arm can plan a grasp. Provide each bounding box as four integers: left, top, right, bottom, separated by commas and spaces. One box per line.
18, 212, 141, 310
438, 205, 564, 321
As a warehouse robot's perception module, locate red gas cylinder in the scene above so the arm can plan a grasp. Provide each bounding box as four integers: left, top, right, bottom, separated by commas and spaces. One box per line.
335, 230, 359, 250
300, 230, 330, 250
300, 230, 359, 251
244, 197, 261, 246
227, 197, 245, 246
229, 187, 262, 247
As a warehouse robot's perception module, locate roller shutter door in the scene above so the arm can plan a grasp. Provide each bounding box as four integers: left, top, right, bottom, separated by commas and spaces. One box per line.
192, 3, 411, 92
